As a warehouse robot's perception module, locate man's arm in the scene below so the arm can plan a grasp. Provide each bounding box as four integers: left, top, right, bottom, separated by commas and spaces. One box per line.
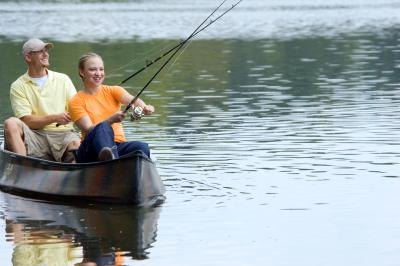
21, 112, 72, 130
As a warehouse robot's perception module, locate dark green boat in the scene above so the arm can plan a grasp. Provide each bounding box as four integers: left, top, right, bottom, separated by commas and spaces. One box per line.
0, 147, 165, 206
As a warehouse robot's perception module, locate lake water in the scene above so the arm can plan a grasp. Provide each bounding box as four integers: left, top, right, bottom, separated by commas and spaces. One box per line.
1, 0, 400, 265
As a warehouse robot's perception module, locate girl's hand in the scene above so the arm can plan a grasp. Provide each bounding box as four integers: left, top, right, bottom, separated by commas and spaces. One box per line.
143, 104, 155, 115
107, 111, 126, 124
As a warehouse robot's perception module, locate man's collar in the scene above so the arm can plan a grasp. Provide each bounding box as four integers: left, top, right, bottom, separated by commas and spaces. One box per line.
22, 69, 52, 83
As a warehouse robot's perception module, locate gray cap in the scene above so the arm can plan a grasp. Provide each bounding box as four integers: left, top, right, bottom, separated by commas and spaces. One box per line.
22, 38, 54, 55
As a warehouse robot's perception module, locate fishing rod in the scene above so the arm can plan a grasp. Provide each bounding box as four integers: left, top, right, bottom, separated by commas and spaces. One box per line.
119, 0, 227, 86
124, 0, 242, 115
124, 39, 188, 116
119, 0, 242, 86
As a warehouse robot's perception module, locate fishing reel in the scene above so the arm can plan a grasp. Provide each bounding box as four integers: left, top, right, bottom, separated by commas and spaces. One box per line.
130, 106, 143, 121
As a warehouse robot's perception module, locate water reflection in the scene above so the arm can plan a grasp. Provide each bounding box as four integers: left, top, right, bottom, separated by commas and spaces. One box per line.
0, 192, 161, 265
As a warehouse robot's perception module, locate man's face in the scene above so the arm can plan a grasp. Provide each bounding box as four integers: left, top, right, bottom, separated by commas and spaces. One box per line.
26, 48, 50, 68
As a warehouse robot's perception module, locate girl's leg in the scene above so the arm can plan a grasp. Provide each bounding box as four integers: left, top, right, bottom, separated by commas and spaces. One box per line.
117, 141, 150, 158
76, 122, 117, 163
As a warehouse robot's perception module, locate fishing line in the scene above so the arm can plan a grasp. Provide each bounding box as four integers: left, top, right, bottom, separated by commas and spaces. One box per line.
169, 38, 194, 70
107, 41, 175, 81
123, 0, 242, 113
160, 39, 193, 81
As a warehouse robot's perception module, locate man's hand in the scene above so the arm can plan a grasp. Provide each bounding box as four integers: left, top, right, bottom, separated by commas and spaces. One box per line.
22, 112, 72, 129
54, 112, 72, 125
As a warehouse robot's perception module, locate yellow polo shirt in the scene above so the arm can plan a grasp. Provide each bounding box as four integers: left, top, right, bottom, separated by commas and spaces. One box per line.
10, 70, 76, 131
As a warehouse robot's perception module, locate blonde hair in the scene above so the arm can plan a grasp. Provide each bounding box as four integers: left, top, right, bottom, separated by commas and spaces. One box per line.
78, 52, 102, 79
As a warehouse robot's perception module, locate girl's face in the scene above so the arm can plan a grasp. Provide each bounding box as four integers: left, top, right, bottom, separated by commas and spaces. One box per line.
80, 56, 105, 88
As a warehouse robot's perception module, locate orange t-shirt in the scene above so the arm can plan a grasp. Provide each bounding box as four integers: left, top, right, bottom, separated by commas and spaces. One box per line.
69, 85, 126, 142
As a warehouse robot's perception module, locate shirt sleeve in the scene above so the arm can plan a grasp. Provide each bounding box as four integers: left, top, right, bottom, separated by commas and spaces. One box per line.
111, 86, 128, 103
68, 94, 87, 122
10, 82, 32, 118
64, 75, 76, 112
66, 76, 77, 100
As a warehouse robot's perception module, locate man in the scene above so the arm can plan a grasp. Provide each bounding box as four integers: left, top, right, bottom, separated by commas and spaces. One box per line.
3, 38, 80, 162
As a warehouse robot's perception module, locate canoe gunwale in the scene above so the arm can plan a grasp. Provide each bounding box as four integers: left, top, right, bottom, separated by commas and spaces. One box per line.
0, 147, 153, 169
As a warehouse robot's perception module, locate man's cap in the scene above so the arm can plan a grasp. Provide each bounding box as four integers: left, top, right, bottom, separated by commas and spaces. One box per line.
22, 38, 54, 55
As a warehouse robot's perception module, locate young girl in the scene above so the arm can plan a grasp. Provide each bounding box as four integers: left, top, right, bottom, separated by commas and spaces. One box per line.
69, 53, 154, 163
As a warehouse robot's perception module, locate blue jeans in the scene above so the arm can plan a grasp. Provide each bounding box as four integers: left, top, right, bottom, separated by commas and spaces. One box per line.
76, 122, 150, 163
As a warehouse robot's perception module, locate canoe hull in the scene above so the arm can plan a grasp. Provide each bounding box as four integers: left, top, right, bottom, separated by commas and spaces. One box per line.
0, 149, 165, 205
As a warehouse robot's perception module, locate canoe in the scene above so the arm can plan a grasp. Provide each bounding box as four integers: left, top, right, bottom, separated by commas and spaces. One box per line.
0, 146, 166, 206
